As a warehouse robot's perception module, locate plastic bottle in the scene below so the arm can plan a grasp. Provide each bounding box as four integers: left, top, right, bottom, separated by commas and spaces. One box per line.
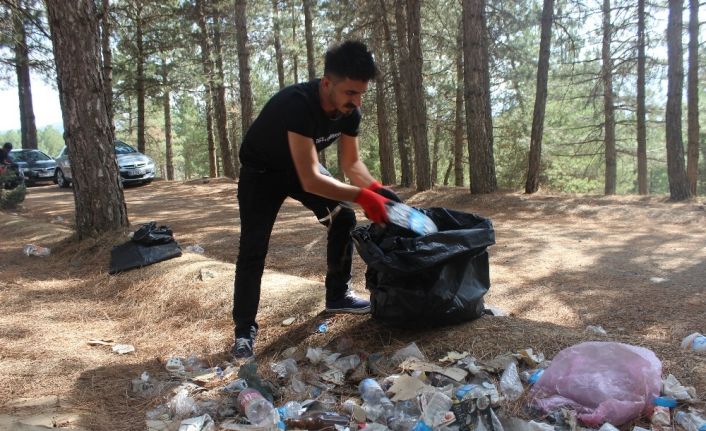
420, 391, 452, 427
681, 332, 706, 353
499, 362, 524, 401
236, 388, 279, 426
675, 411, 706, 431
359, 378, 394, 420
385, 201, 438, 236
23, 244, 50, 257
277, 401, 302, 420
284, 412, 349, 430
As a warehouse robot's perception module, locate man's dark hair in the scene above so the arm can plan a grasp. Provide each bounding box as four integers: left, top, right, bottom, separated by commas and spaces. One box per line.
324, 40, 377, 82
2, 143, 11, 151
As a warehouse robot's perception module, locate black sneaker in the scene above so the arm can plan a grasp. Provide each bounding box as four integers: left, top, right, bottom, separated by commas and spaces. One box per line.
231, 327, 257, 360
325, 291, 371, 314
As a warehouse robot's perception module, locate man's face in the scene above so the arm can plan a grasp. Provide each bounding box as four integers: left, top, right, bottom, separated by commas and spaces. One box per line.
322, 75, 368, 117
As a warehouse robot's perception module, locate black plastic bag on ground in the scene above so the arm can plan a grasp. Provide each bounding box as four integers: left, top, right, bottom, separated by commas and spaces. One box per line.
351, 207, 495, 328
109, 222, 181, 274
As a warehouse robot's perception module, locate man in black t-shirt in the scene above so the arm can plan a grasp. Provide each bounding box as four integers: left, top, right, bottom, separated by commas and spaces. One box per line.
232, 41, 401, 360
0, 143, 13, 165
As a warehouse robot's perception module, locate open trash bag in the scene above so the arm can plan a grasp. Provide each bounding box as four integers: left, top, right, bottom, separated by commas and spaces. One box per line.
109, 222, 182, 274
529, 342, 662, 427
351, 207, 494, 328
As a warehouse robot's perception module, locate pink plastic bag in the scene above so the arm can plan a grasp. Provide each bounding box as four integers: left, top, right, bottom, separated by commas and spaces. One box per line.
529, 342, 662, 427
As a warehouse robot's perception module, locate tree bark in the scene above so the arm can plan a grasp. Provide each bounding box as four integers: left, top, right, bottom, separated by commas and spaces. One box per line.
381, 0, 412, 186
272, 0, 285, 90
212, 16, 235, 179
13, 0, 38, 149
462, 0, 497, 194
290, 1, 298, 83
602, 0, 616, 195
45, 0, 128, 239
405, 0, 431, 191
135, 2, 146, 154
303, 0, 316, 80
431, 123, 441, 185
636, 0, 648, 194
686, 0, 700, 195
235, 0, 254, 138
195, 3, 217, 178
665, 0, 691, 200
100, 0, 114, 134
525, 0, 553, 194
161, 58, 173, 181
374, 38, 396, 185
454, 17, 465, 187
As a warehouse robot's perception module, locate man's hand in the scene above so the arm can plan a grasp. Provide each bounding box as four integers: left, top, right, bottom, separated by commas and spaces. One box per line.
368, 181, 402, 203
354, 188, 390, 223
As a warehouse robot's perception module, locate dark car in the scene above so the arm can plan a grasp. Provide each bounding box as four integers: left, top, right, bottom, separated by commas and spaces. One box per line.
54, 140, 156, 188
9, 149, 57, 186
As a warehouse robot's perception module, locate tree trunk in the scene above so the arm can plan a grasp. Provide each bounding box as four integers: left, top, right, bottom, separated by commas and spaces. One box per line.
381, 0, 412, 186
462, 0, 497, 194
686, 0, 700, 195
454, 17, 465, 187
161, 59, 173, 181
135, 3, 145, 154
100, 0, 114, 134
235, 0, 254, 138
525, 0, 553, 194
45, 0, 128, 239
13, 1, 37, 149
228, 79, 240, 178
374, 47, 396, 185
272, 0, 285, 90
290, 1, 298, 83
405, 0, 431, 191
195, 4, 217, 178
636, 0, 648, 194
665, 0, 691, 200
602, 0, 616, 195
303, 0, 316, 80
431, 123, 441, 185
212, 17, 235, 179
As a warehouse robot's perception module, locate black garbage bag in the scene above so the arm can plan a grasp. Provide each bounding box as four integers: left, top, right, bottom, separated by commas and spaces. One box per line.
109, 221, 182, 274
351, 207, 495, 328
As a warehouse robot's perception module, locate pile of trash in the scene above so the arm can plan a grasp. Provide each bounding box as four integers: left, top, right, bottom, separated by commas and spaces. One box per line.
142, 340, 705, 431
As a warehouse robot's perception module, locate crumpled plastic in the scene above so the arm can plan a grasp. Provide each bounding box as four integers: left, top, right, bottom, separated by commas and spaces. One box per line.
528, 342, 661, 427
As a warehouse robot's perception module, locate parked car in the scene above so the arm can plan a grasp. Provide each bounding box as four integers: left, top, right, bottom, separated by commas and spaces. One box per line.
54, 140, 156, 188
9, 149, 57, 186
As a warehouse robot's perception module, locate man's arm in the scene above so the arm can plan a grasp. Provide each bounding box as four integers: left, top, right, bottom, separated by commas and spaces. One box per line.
288, 131, 360, 201
338, 133, 376, 188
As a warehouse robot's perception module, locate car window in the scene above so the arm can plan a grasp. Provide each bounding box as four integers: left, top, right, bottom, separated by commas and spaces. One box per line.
10, 150, 52, 162
114, 141, 137, 154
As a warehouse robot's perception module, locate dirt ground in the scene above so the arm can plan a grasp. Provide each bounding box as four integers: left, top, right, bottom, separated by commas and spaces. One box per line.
1, 179, 705, 430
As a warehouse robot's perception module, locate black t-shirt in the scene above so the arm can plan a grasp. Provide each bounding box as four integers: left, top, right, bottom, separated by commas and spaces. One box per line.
239, 79, 361, 172
0, 149, 12, 164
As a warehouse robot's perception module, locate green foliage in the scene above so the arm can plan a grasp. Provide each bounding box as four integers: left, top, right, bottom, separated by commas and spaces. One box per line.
0, 170, 26, 209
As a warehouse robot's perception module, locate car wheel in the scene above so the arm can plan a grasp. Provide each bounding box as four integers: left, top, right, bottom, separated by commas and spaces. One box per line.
56, 169, 70, 188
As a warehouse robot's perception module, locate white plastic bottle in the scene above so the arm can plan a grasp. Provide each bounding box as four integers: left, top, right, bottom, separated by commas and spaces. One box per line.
359, 378, 394, 420
681, 332, 706, 353
420, 391, 452, 427
675, 411, 706, 431
236, 388, 279, 426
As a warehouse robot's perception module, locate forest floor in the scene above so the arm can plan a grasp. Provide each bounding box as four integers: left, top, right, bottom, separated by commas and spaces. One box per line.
0, 180, 705, 430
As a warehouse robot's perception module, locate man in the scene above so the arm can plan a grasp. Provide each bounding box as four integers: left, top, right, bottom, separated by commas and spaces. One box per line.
232, 40, 400, 359
0, 143, 13, 165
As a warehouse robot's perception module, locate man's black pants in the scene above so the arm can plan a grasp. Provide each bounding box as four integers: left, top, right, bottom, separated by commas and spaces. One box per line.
233, 166, 356, 337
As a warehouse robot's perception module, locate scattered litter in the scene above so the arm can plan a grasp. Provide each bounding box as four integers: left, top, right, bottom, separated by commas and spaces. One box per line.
681, 332, 706, 352
50, 216, 65, 223
400, 357, 468, 382
87, 338, 114, 346
585, 325, 608, 336
178, 414, 215, 431
649, 277, 668, 283
484, 305, 507, 316
198, 268, 216, 281
316, 321, 329, 333
500, 362, 523, 401
388, 374, 429, 401
439, 351, 469, 363
598, 423, 619, 431
662, 374, 696, 400
529, 342, 662, 427
185, 244, 205, 254
23, 244, 50, 257
281, 317, 295, 326
517, 348, 545, 367
112, 343, 135, 355
675, 409, 706, 431
391, 342, 426, 365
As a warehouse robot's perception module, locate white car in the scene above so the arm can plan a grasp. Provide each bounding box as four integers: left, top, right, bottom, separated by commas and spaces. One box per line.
55, 140, 156, 188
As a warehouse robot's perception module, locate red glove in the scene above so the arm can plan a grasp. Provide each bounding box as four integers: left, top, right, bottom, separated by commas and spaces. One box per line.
355, 188, 390, 223
368, 181, 403, 203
